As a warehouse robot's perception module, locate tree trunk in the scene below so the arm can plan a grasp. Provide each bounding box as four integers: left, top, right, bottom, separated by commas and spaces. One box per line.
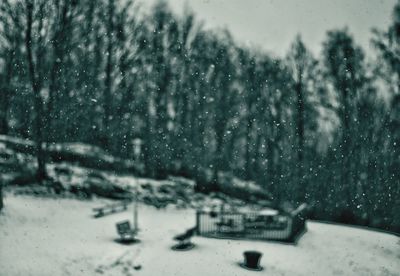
25, 0, 46, 181
0, 87, 10, 135
103, 0, 114, 148
47, 0, 69, 142
143, 98, 154, 178
296, 69, 305, 201
245, 108, 254, 180
0, 53, 14, 135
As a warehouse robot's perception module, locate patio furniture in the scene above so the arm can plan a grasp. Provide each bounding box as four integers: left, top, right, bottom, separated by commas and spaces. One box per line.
172, 227, 197, 251
93, 200, 130, 218
116, 220, 138, 244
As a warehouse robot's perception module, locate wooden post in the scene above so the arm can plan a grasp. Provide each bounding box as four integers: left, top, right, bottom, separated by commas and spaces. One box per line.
220, 202, 225, 223
196, 210, 200, 234
0, 181, 3, 211
134, 185, 138, 230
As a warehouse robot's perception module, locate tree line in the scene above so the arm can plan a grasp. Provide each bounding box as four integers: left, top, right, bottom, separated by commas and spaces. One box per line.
0, 0, 399, 231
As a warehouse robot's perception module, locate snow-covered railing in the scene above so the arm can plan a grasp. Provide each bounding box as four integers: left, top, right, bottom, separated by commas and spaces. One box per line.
195, 207, 306, 243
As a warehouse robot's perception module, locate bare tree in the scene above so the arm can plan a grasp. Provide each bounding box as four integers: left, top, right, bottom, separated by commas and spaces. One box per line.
25, 0, 46, 180
287, 35, 318, 202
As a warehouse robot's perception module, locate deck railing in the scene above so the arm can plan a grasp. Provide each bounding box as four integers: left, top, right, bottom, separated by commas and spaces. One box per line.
196, 205, 307, 243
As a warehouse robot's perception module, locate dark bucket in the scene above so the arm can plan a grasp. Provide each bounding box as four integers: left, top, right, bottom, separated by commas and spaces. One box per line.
243, 251, 262, 270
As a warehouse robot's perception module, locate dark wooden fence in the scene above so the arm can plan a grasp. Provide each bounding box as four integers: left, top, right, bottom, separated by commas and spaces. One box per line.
196, 204, 307, 243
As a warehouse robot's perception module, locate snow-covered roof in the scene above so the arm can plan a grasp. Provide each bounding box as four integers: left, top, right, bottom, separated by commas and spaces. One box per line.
258, 208, 279, 216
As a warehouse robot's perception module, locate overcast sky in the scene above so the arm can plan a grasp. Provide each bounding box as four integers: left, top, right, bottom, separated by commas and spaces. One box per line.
138, 0, 397, 58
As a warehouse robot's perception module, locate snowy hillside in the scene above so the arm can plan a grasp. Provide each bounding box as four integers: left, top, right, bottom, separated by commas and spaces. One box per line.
0, 194, 399, 276
0, 135, 269, 208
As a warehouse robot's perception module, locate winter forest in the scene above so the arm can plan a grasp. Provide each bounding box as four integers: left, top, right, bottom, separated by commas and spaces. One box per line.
0, 0, 399, 237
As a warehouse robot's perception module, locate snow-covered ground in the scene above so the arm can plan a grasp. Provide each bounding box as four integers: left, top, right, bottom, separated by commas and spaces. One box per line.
0, 194, 399, 276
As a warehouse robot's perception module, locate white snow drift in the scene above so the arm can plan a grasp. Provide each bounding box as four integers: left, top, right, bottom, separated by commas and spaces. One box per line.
0, 194, 399, 276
